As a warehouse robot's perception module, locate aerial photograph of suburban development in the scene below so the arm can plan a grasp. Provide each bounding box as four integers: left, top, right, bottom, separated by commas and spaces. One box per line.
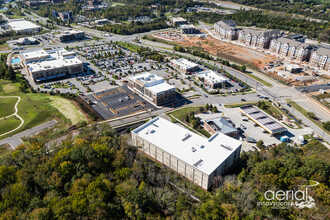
0, 0, 329, 218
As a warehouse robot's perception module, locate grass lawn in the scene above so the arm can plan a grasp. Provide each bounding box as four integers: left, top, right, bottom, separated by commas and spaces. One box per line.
287, 99, 329, 134
0, 80, 70, 139
49, 96, 87, 125
168, 106, 202, 121
245, 73, 272, 87
0, 43, 10, 51
224, 101, 258, 108
0, 115, 21, 135
0, 97, 17, 118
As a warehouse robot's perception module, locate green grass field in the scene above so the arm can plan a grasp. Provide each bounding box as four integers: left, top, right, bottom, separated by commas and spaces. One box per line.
0, 97, 17, 118
287, 99, 329, 134
49, 96, 87, 125
245, 73, 272, 87
0, 80, 71, 139
0, 115, 21, 135
168, 106, 202, 121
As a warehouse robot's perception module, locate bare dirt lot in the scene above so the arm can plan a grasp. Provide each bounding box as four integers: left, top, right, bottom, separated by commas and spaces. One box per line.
152, 31, 276, 69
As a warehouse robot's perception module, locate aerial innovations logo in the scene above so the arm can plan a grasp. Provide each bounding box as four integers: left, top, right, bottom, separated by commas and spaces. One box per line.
257, 180, 319, 209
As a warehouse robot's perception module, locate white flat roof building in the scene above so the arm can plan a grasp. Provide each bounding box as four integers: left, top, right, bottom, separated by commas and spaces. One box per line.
129, 72, 175, 105
8, 19, 41, 33
196, 70, 227, 88
171, 58, 199, 72
131, 117, 242, 189
21, 48, 83, 82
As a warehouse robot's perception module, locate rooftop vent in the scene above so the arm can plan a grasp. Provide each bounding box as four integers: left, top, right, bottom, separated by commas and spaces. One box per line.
152, 124, 159, 127
182, 133, 192, 141
191, 147, 196, 152
194, 159, 203, 167
220, 144, 232, 151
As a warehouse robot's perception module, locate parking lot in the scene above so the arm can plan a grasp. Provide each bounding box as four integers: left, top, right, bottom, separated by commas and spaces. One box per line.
196, 104, 313, 151
85, 86, 157, 119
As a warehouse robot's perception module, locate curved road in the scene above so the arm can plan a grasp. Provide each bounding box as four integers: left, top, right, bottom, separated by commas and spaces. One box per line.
0, 96, 24, 137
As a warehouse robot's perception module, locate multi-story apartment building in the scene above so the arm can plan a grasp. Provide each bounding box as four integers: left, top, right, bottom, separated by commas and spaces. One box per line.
131, 117, 242, 190
269, 38, 313, 61
213, 20, 238, 40
238, 29, 282, 49
128, 72, 176, 106
310, 47, 330, 71
21, 48, 83, 82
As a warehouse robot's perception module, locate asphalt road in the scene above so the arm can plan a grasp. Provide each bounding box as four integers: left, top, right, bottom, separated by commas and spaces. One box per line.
0, 120, 58, 149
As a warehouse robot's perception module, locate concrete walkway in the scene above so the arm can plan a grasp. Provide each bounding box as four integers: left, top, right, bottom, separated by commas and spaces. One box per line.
0, 96, 24, 137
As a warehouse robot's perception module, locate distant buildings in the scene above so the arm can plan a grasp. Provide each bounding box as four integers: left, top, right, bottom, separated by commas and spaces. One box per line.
93, 19, 110, 25
25, 1, 49, 7
15, 37, 38, 45
131, 117, 242, 190
213, 20, 330, 71
171, 58, 199, 73
7, 19, 41, 34
21, 48, 83, 82
58, 29, 85, 42
52, 10, 73, 22
238, 29, 283, 49
196, 70, 227, 89
214, 20, 238, 40
171, 17, 188, 26
309, 47, 330, 71
269, 38, 313, 61
128, 72, 176, 106
204, 117, 239, 137
180, 24, 197, 34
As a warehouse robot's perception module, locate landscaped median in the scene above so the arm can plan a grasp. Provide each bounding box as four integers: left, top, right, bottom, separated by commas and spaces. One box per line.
287, 99, 330, 135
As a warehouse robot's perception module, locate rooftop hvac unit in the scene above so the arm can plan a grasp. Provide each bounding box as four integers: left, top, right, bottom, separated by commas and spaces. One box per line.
193, 159, 203, 167
182, 133, 192, 141
220, 144, 232, 151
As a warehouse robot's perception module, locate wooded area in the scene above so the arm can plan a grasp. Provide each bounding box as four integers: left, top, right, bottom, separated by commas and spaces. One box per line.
0, 123, 328, 219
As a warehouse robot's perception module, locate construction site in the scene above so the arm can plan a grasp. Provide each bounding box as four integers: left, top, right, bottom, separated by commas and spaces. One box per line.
151, 31, 329, 87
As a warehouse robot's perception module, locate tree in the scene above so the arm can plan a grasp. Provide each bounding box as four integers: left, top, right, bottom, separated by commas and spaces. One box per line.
212, 106, 218, 113
322, 121, 330, 131
306, 112, 316, 119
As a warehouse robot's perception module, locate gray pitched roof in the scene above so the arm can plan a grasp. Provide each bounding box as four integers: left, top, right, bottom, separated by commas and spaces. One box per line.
206, 117, 237, 135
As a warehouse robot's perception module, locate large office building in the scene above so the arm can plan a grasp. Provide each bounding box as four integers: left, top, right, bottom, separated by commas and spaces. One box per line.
171, 58, 199, 73
196, 70, 227, 89
131, 117, 242, 190
58, 29, 85, 42
8, 19, 41, 34
128, 72, 175, 106
238, 105, 287, 135
171, 17, 188, 26
21, 48, 83, 82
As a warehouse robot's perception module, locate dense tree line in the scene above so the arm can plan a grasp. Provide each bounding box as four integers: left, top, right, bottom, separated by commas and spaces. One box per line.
99, 19, 168, 35
103, 5, 153, 21
0, 54, 29, 92
228, 0, 330, 21
182, 10, 330, 43
0, 122, 329, 218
